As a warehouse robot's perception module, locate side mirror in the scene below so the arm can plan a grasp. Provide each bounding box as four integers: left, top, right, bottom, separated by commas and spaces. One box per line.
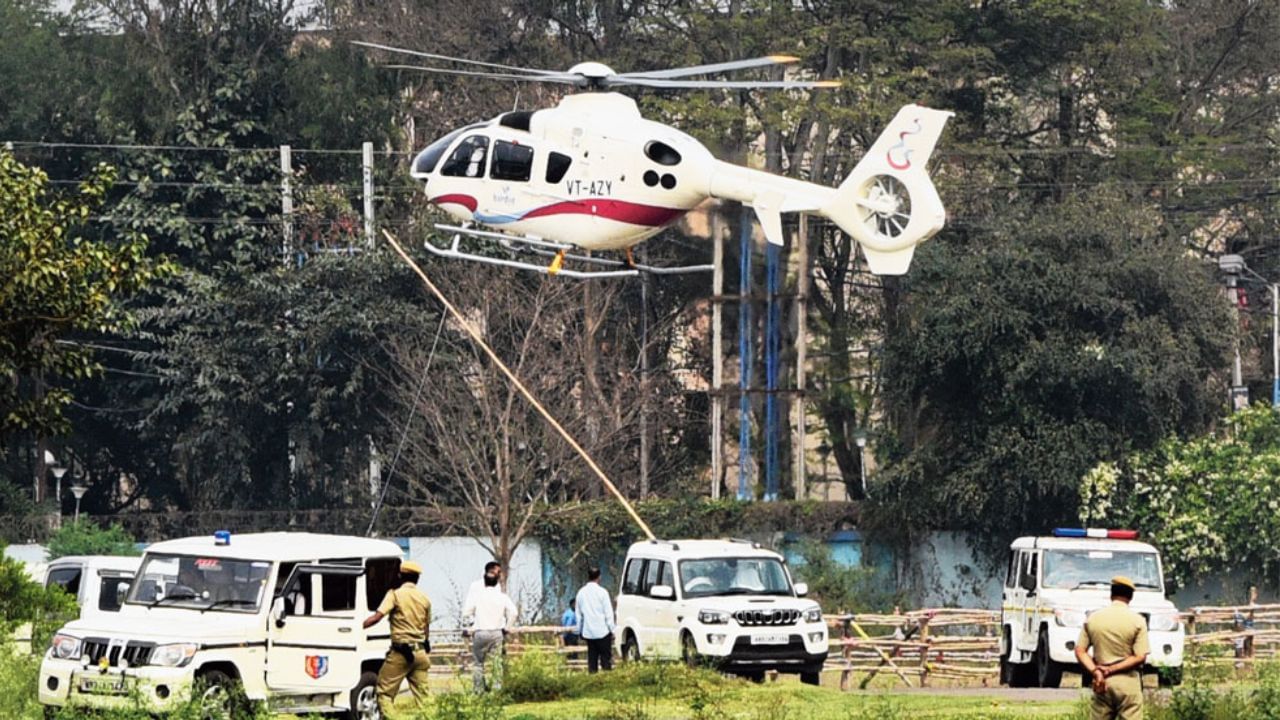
794, 582, 809, 597
271, 597, 288, 628
649, 584, 674, 600
1020, 576, 1036, 593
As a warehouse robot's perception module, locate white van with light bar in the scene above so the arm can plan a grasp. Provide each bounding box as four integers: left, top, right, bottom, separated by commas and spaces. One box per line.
38, 531, 405, 719
615, 539, 828, 684
999, 528, 1184, 688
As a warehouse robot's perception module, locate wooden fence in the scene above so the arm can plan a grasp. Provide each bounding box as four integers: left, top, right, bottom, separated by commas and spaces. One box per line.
450, 603, 1280, 689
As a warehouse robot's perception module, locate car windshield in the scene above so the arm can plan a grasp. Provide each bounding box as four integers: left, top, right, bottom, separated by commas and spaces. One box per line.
678, 557, 792, 598
1042, 549, 1162, 591
126, 554, 272, 612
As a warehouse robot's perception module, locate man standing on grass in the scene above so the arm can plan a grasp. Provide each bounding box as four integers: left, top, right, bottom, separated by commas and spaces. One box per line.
363, 560, 432, 716
1074, 576, 1150, 720
463, 566, 518, 693
575, 566, 616, 673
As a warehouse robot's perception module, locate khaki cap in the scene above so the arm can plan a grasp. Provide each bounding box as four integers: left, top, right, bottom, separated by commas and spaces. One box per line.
401, 560, 424, 574
1111, 575, 1136, 590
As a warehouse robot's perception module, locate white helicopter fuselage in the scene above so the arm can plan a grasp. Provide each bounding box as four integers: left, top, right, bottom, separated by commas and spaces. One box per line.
412, 92, 951, 274
415, 93, 714, 250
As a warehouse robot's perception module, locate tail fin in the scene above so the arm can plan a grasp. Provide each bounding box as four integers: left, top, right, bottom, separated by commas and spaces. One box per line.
820, 105, 952, 275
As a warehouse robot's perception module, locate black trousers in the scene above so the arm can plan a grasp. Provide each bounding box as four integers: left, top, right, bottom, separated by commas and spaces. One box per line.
586, 633, 613, 673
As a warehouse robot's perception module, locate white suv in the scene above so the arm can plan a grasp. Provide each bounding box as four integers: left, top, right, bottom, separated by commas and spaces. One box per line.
1000, 529, 1185, 687
39, 532, 405, 718
616, 539, 827, 684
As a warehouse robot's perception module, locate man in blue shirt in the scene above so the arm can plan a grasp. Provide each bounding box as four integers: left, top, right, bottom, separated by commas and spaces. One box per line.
575, 566, 616, 673
561, 598, 580, 647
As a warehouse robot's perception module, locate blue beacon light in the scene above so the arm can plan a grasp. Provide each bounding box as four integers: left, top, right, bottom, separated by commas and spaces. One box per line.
214, 530, 231, 546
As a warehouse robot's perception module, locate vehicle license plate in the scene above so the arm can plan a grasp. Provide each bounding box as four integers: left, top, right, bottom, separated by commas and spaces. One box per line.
79, 675, 129, 695
750, 634, 789, 645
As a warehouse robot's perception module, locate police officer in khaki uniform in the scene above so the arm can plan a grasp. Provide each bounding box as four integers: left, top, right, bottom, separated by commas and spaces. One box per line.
363, 560, 432, 716
1074, 576, 1150, 720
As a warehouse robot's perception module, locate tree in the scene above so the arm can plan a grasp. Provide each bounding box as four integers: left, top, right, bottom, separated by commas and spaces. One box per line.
0, 545, 77, 647
1080, 405, 1280, 587
0, 150, 169, 437
384, 266, 688, 571
873, 193, 1233, 546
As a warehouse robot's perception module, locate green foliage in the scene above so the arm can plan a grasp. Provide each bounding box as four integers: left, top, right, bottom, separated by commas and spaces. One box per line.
875, 193, 1233, 549
789, 541, 897, 614
1080, 405, 1280, 585
0, 150, 171, 436
0, 644, 42, 720
0, 545, 76, 649
420, 687, 506, 720
503, 649, 572, 703
45, 520, 139, 559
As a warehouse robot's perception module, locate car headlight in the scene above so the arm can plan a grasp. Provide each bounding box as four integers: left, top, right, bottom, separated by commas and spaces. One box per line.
698, 610, 730, 625
1054, 608, 1087, 628
804, 608, 824, 624
1148, 612, 1181, 632
149, 643, 199, 667
50, 633, 81, 660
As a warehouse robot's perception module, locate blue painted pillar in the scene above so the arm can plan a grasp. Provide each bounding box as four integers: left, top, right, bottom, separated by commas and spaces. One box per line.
764, 242, 781, 500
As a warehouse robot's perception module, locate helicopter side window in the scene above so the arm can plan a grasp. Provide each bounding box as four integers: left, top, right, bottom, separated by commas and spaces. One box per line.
441, 135, 490, 178
546, 152, 572, 184
491, 140, 534, 182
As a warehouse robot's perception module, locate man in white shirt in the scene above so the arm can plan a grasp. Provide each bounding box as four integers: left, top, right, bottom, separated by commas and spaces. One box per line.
462, 565, 517, 692
575, 566, 616, 673
461, 561, 502, 631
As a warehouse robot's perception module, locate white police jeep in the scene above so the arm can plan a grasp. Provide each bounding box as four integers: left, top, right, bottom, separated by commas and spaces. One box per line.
1000, 529, 1185, 687
39, 531, 405, 718
615, 539, 828, 684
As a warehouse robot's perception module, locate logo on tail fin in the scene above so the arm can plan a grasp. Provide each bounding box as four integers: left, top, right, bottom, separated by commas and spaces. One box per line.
886, 119, 923, 170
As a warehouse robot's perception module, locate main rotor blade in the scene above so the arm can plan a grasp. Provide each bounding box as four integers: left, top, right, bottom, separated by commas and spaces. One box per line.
607, 77, 841, 90
385, 64, 586, 86
619, 55, 799, 80
353, 41, 563, 77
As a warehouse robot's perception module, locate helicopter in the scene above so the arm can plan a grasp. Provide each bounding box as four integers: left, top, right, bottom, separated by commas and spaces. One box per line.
356, 42, 952, 278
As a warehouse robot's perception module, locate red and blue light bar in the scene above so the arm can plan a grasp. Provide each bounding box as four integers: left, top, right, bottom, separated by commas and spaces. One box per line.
1052, 528, 1139, 540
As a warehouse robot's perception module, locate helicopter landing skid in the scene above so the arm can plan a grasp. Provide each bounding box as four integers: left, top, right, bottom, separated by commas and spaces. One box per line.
428, 224, 713, 278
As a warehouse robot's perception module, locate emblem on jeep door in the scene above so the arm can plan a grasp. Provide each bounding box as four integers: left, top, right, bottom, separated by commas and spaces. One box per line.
305, 655, 329, 679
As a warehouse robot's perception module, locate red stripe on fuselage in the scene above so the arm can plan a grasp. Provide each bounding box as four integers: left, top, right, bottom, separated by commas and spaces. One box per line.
430, 194, 478, 212
522, 200, 685, 227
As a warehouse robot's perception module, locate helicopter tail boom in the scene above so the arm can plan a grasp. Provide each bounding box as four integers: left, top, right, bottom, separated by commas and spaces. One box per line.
820, 104, 953, 275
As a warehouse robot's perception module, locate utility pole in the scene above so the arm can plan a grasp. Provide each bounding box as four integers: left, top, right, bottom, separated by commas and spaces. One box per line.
791, 215, 809, 500
362, 142, 375, 249
280, 145, 293, 264
639, 247, 650, 498
711, 214, 724, 499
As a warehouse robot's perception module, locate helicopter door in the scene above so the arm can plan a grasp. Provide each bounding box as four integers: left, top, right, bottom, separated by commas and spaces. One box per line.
440, 135, 489, 179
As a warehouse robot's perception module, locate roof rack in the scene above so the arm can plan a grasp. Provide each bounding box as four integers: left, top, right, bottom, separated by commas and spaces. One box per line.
648, 539, 680, 552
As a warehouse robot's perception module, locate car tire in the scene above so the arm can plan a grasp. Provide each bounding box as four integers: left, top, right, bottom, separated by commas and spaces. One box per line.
1035, 627, 1064, 688
680, 631, 701, 669
621, 632, 641, 663
196, 669, 240, 720
800, 669, 821, 686
346, 670, 381, 720
1000, 628, 1034, 688
1158, 666, 1184, 686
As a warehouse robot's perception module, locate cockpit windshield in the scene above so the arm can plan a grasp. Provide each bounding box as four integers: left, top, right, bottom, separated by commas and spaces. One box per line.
411, 127, 467, 178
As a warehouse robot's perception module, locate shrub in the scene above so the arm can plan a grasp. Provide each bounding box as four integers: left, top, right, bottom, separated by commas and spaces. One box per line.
46, 521, 139, 560
503, 648, 571, 702
422, 688, 505, 720
0, 545, 77, 649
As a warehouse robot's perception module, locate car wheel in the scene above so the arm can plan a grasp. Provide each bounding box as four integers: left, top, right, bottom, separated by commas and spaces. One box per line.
680, 632, 701, 669
800, 669, 821, 686
1158, 666, 1184, 686
999, 628, 1033, 688
621, 633, 641, 663
346, 670, 381, 720
196, 669, 238, 720
1035, 627, 1063, 688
